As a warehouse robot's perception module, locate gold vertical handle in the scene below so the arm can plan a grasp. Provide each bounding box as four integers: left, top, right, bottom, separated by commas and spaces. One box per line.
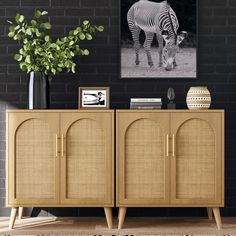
172, 134, 175, 157
55, 134, 58, 157
61, 134, 64, 157
166, 134, 169, 157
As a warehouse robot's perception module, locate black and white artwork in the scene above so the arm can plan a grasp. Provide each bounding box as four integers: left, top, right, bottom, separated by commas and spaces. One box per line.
120, 0, 197, 79
82, 91, 106, 107
79, 87, 110, 109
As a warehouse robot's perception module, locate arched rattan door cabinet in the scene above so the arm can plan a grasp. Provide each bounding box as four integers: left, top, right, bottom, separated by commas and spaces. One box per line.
7, 110, 114, 230
116, 110, 224, 230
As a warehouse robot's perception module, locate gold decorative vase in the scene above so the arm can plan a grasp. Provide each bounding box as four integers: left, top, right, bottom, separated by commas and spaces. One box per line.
186, 86, 211, 110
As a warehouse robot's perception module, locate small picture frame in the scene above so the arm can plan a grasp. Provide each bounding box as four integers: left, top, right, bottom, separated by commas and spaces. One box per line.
78, 87, 110, 109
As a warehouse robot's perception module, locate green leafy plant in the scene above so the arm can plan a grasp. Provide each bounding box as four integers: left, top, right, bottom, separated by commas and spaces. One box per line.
7, 10, 104, 80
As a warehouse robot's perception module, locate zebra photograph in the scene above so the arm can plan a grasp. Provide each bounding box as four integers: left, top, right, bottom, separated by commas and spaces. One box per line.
120, 0, 197, 79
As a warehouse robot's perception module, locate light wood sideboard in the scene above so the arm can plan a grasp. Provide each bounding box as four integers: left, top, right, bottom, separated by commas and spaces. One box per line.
6, 110, 114, 229
116, 110, 224, 230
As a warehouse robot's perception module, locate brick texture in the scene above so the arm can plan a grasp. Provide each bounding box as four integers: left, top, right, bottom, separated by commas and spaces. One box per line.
0, 0, 235, 217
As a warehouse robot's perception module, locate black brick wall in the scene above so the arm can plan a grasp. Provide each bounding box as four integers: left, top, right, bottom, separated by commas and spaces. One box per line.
0, 0, 236, 217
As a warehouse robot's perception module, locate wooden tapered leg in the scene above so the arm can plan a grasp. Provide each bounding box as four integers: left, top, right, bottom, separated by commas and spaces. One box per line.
207, 207, 213, 220
118, 207, 127, 229
9, 207, 17, 229
118, 207, 121, 220
18, 207, 23, 219
213, 207, 222, 230
104, 207, 113, 229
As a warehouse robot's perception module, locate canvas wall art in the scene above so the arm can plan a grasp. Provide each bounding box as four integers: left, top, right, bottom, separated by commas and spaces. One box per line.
120, 0, 197, 79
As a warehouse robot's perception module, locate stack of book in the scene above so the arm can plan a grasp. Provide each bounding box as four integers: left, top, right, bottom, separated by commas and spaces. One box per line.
130, 98, 162, 109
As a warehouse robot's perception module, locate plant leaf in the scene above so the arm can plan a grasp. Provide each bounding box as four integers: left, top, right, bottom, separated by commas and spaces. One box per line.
19, 49, 24, 54
69, 41, 74, 46
14, 54, 22, 61
86, 33, 92, 40
31, 20, 37, 26
26, 28, 32, 35
41, 11, 48, 16
35, 29, 41, 37
16, 34, 21, 40
43, 22, 51, 30
45, 35, 50, 42
95, 25, 104, 32
8, 32, 15, 38
73, 29, 79, 35
25, 55, 31, 63
35, 10, 42, 18
83, 20, 89, 26
79, 33, 85, 40
52, 68, 56, 75
9, 25, 15, 31
15, 13, 20, 22
83, 49, 90, 55
19, 15, 25, 23
71, 64, 76, 73
20, 63, 28, 72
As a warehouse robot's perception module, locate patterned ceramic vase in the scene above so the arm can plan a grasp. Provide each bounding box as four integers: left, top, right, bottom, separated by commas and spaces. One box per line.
186, 86, 211, 110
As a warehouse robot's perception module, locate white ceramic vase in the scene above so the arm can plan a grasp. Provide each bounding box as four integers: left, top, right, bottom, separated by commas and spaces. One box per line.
186, 86, 211, 110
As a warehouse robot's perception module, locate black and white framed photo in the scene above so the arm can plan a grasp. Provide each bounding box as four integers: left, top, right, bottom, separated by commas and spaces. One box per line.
120, 0, 197, 79
78, 87, 110, 109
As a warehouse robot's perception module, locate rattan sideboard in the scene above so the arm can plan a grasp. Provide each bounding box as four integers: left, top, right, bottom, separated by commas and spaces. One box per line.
116, 110, 224, 230
6, 110, 114, 229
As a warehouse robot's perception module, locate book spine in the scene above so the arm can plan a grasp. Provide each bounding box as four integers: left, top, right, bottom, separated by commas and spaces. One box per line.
130, 98, 162, 102
130, 106, 162, 109
131, 102, 162, 106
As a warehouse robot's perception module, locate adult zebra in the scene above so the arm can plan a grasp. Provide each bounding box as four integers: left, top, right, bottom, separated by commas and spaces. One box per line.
127, 0, 187, 71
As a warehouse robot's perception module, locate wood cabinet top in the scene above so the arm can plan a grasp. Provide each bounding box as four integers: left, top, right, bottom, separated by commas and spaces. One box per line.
6, 109, 224, 114
6, 109, 114, 113
117, 110, 224, 113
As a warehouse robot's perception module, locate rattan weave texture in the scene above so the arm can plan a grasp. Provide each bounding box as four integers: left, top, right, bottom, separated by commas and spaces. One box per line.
16, 118, 55, 199
176, 118, 215, 199
66, 119, 106, 199
125, 118, 165, 199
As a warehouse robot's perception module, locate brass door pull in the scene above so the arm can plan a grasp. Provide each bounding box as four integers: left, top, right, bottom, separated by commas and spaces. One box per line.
166, 134, 169, 157
61, 134, 64, 157
55, 134, 59, 157
172, 134, 175, 157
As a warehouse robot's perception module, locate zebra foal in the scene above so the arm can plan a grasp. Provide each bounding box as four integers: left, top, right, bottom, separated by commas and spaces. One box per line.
127, 0, 187, 71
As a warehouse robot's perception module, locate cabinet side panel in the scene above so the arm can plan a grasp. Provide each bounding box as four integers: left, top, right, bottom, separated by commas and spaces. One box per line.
6, 112, 9, 206
222, 112, 225, 204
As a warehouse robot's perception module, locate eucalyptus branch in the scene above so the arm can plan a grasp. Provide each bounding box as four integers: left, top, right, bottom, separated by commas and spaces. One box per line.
7, 10, 104, 81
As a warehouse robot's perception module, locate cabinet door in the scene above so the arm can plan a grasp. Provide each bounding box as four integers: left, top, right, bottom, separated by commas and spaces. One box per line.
60, 112, 114, 206
170, 112, 224, 206
117, 112, 170, 206
8, 112, 60, 206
